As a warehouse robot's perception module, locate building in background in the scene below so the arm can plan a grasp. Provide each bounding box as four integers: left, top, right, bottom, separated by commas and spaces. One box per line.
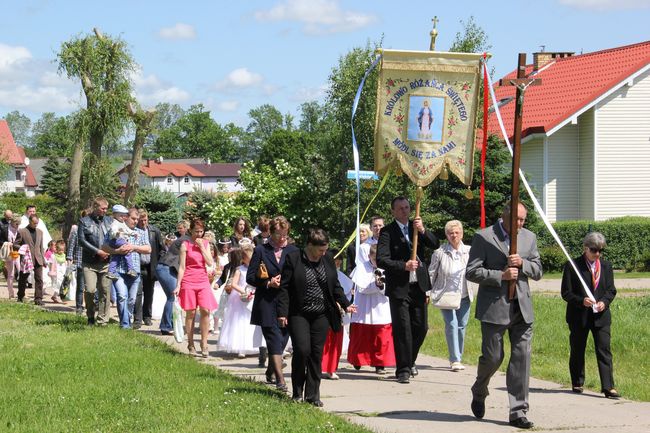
0, 120, 38, 196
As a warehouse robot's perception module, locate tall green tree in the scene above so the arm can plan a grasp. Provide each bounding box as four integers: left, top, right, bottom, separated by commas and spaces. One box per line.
3, 111, 32, 147
154, 104, 236, 162
449, 16, 492, 53
298, 101, 324, 134
29, 113, 75, 157
40, 157, 70, 201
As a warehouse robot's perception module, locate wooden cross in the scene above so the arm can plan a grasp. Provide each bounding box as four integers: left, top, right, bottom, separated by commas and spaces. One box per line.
498, 53, 542, 300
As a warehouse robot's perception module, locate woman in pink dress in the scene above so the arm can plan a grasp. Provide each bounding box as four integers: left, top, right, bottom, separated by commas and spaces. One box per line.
174, 219, 217, 358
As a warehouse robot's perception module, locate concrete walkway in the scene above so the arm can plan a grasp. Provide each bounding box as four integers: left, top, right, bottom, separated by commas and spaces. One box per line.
3, 281, 650, 433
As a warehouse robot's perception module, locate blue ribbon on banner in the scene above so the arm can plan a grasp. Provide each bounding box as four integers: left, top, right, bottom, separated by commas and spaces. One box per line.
351, 54, 382, 265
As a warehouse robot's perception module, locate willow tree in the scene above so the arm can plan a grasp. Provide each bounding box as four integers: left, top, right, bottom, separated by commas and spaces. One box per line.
57, 28, 135, 234
124, 103, 156, 206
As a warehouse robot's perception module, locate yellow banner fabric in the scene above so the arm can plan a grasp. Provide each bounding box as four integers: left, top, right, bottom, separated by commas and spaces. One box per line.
374, 49, 482, 187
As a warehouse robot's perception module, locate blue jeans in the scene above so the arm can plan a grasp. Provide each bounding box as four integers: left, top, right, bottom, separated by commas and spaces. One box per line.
440, 296, 471, 363
156, 264, 177, 332
114, 273, 141, 329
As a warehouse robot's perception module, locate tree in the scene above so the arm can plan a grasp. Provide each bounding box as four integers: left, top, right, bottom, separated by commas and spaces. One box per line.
298, 101, 324, 133
40, 157, 70, 201
154, 104, 236, 162
3, 111, 32, 147
134, 187, 182, 235
449, 16, 492, 54
57, 28, 136, 235
124, 103, 156, 206
256, 129, 314, 170
29, 113, 75, 157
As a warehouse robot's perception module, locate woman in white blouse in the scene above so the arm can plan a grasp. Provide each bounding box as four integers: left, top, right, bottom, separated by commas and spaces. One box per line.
429, 220, 474, 371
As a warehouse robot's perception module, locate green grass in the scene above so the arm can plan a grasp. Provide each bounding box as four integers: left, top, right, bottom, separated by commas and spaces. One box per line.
421, 293, 650, 401
542, 271, 650, 279
0, 302, 372, 433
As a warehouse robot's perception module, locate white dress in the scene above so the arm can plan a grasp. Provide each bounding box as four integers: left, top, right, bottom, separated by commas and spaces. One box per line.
217, 264, 260, 354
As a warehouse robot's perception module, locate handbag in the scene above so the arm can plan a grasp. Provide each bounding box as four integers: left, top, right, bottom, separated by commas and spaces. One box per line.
172, 299, 185, 343
432, 290, 462, 309
257, 262, 269, 279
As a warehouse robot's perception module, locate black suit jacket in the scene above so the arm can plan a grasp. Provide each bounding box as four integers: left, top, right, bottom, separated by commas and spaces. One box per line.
376, 220, 439, 299
141, 224, 164, 276
277, 250, 351, 332
247, 242, 299, 327
561, 256, 617, 328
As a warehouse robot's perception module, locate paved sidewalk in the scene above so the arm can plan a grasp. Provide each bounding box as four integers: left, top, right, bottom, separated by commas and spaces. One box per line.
3, 282, 650, 433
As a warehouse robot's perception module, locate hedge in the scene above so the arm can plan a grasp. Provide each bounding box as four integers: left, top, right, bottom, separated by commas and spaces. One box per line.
534, 216, 650, 272
0, 193, 65, 239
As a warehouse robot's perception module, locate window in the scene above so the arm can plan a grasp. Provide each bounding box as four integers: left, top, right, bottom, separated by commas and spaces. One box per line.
184, 176, 190, 184
166, 176, 173, 185
15, 170, 22, 181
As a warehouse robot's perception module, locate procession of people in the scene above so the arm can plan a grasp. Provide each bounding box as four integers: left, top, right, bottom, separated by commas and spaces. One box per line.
0, 196, 620, 429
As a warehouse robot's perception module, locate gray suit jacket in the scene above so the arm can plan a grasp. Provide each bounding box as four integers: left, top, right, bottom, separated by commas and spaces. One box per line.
465, 223, 542, 325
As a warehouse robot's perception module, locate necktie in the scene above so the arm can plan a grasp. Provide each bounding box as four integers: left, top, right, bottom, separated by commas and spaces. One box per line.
402, 225, 412, 248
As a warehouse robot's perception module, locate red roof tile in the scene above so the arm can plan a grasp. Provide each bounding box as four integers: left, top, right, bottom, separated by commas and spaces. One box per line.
488, 41, 650, 140
0, 120, 27, 165
189, 163, 241, 177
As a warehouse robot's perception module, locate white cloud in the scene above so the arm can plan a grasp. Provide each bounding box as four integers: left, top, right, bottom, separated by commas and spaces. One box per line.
215, 100, 240, 112
254, 0, 377, 35
158, 23, 197, 40
289, 84, 328, 102
130, 69, 191, 106
558, 0, 650, 9
0, 44, 80, 114
216, 67, 264, 90
0, 43, 32, 71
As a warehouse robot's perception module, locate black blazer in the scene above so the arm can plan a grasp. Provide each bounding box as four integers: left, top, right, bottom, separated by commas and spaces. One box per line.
561, 256, 617, 328
142, 224, 164, 275
277, 250, 351, 332
247, 242, 299, 327
376, 220, 439, 299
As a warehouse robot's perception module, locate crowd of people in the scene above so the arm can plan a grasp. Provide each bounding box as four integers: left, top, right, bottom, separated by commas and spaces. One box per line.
0, 196, 620, 428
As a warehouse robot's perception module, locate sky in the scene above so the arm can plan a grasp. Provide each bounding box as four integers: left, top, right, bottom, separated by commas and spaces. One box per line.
0, 0, 649, 128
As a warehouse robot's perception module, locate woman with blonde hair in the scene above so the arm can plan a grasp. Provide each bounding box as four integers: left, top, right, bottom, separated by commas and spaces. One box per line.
429, 220, 474, 371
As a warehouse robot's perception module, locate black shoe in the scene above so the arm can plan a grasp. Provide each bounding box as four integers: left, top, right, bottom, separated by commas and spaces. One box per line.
397, 374, 410, 384
258, 347, 268, 368
34, 300, 44, 306
133, 322, 142, 330
17, 297, 24, 303
308, 400, 324, 407
471, 399, 485, 419
603, 389, 620, 399
276, 383, 288, 393
375, 367, 386, 375
87, 318, 96, 326
160, 330, 173, 336
144, 318, 152, 326
572, 385, 584, 394
353, 365, 361, 371
509, 417, 534, 429
410, 365, 418, 377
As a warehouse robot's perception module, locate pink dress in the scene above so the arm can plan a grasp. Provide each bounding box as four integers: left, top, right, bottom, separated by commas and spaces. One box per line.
178, 240, 218, 311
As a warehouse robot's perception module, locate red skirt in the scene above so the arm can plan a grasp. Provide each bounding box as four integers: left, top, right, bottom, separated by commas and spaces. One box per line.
321, 328, 344, 374
347, 323, 396, 367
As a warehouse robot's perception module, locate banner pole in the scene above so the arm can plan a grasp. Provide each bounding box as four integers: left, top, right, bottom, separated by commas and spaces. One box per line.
411, 186, 423, 261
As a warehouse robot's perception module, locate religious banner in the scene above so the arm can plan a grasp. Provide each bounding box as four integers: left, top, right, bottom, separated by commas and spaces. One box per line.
374, 49, 483, 186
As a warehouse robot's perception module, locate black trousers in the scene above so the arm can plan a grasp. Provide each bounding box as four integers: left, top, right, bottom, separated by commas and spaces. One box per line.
389, 286, 428, 378
569, 320, 614, 391
18, 264, 43, 302
288, 312, 329, 402
134, 265, 155, 324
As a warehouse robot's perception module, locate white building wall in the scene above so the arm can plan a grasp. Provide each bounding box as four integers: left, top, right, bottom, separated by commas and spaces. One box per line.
520, 138, 545, 208
595, 68, 650, 220
546, 124, 580, 221
578, 109, 595, 220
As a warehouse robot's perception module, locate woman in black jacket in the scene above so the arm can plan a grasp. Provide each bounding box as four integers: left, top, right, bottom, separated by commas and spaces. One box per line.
247, 216, 298, 392
561, 232, 618, 399
277, 228, 356, 406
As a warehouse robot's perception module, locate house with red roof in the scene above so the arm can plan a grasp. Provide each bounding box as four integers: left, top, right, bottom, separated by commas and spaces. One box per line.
0, 120, 38, 196
488, 40, 650, 221
117, 159, 242, 195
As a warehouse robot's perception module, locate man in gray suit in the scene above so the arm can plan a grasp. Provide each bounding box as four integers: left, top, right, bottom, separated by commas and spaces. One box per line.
466, 201, 542, 429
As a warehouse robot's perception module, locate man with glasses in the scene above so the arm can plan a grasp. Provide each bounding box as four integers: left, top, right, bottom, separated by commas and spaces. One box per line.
466, 201, 542, 429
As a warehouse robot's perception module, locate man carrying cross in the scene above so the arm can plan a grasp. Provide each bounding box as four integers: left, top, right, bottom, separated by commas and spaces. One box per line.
465, 201, 542, 429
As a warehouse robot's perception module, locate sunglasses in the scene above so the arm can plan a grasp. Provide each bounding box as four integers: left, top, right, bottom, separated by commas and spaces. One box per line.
588, 247, 604, 254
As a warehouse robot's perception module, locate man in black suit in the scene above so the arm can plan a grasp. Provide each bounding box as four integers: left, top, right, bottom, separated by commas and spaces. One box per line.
133, 209, 164, 328
377, 196, 439, 383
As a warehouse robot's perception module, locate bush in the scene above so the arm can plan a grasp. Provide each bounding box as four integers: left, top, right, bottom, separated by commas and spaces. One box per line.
539, 245, 567, 273
134, 187, 182, 235
536, 216, 650, 272
0, 192, 65, 233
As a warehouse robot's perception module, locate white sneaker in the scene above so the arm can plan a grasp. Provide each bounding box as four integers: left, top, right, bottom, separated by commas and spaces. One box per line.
450, 362, 464, 371
330, 372, 340, 380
